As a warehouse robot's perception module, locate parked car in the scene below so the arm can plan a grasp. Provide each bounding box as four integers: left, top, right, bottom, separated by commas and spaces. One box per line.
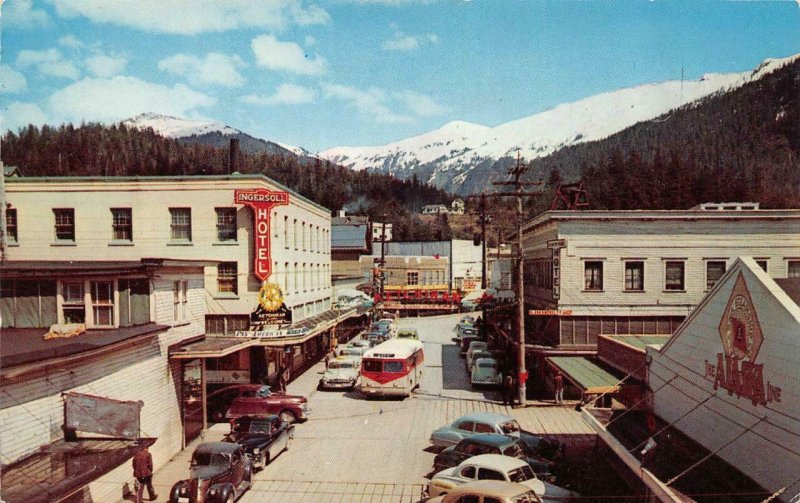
377, 318, 398, 336
430, 413, 561, 460
460, 335, 481, 356
347, 339, 371, 350
432, 433, 555, 479
426, 454, 578, 500
466, 341, 489, 369
454, 321, 476, 342
471, 358, 502, 388
223, 415, 293, 471
219, 384, 310, 424
425, 480, 542, 503
468, 350, 493, 372
319, 358, 361, 390
365, 330, 391, 347
337, 345, 367, 362
168, 442, 252, 503
397, 328, 419, 340
460, 315, 476, 324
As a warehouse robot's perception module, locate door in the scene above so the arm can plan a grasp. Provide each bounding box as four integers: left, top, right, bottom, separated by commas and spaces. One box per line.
182, 359, 203, 445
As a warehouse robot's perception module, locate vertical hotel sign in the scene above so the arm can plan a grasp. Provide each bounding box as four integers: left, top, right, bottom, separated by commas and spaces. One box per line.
234, 188, 289, 281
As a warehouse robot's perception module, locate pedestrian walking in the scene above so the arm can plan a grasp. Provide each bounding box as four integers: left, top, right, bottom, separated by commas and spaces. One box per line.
132, 444, 157, 502
554, 372, 564, 404
503, 373, 515, 407
324, 351, 331, 368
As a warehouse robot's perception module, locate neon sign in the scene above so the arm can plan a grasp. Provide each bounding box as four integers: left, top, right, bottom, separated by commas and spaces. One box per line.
234, 188, 289, 281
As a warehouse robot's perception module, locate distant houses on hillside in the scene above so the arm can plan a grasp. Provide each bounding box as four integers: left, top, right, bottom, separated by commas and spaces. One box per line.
421, 198, 465, 215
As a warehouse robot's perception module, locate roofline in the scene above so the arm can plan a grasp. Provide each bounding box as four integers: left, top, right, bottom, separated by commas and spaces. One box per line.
522, 208, 800, 233
5, 173, 331, 214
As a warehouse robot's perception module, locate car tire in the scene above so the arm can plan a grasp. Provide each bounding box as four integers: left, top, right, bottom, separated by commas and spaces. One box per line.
279, 409, 298, 424
264, 452, 271, 466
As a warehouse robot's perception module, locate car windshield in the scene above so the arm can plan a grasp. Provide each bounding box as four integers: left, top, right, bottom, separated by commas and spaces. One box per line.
515, 491, 543, 503
192, 451, 229, 467
363, 359, 382, 372
500, 420, 521, 434
232, 419, 270, 434
328, 361, 354, 369
508, 465, 536, 483
254, 386, 271, 398
478, 361, 497, 369
502, 443, 525, 459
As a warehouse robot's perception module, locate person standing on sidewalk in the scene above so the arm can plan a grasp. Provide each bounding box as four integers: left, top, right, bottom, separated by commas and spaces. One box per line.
133, 444, 157, 502
554, 372, 564, 404
503, 373, 515, 407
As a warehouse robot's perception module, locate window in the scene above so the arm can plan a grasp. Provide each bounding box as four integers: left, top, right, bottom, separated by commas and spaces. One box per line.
215, 208, 237, 242
584, 261, 603, 291
111, 208, 132, 241
284, 262, 289, 292
789, 261, 800, 278
217, 263, 237, 294
118, 279, 149, 327
293, 262, 298, 293
459, 466, 476, 479
91, 281, 114, 326
293, 219, 298, 249
477, 468, 506, 481
54, 208, 75, 241
665, 261, 685, 290
456, 421, 475, 433
173, 280, 188, 322
302, 263, 307, 291
6, 208, 17, 243
170, 208, 192, 241
302, 222, 307, 250
474, 422, 493, 433
756, 260, 768, 272
1, 280, 57, 328
407, 271, 419, 286
706, 261, 726, 290
284, 216, 289, 249
457, 496, 481, 503
384, 361, 404, 373
62, 282, 85, 323
625, 261, 644, 291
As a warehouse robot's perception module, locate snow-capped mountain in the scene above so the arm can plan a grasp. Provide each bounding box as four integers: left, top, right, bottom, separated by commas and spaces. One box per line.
122, 113, 315, 162
321, 55, 799, 194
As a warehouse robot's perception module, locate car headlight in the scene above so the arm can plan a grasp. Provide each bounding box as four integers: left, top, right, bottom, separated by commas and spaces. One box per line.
253, 448, 260, 455
209, 488, 218, 496
179, 487, 188, 495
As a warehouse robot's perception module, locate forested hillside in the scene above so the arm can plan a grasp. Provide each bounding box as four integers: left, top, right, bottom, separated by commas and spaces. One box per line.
529, 58, 800, 210
0, 123, 459, 240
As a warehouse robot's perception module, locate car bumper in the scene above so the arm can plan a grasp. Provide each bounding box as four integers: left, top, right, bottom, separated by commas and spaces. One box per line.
360, 386, 409, 397
321, 380, 356, 389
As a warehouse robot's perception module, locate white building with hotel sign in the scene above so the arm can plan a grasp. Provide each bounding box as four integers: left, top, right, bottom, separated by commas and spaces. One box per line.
648, 257, 800, 501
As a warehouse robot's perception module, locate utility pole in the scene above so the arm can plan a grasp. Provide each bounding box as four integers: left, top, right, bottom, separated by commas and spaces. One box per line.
492, 153, 543, 407
478, 193, 489, 289
379, 217, 387, 300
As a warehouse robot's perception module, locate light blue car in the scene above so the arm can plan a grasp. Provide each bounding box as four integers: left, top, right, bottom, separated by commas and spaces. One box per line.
471, 357, 502, 388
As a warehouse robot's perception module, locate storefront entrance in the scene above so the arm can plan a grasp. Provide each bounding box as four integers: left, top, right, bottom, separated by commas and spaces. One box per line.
181, 359, 203, 445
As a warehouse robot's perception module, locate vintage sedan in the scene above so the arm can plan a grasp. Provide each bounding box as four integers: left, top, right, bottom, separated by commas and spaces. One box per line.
319, 358, 361, 390
426, 454, 578, 501
466, 341, 489, 370
168, 442, 252, 503
397, 328, 419, 340
430, 413, 561, 460
425, 480, 542, 503
471, 358, 502, 388
432, 433, 555, 479
223, 415, 293, 471
220, 384, 310, 424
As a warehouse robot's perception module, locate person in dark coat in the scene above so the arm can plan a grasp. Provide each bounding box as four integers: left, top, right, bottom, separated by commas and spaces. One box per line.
503, 373, 515, 407
133, 444, 157, 501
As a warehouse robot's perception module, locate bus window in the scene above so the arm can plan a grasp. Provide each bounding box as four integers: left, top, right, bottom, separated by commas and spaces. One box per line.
363, 360, 382, 372
383, 361, 404, 373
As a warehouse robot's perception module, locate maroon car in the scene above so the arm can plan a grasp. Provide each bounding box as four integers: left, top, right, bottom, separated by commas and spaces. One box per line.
211, 384, 310, 424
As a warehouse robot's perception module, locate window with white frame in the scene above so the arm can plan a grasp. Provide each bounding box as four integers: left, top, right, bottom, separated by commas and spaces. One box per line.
789, 260, 800, 278
170, 208, 192, 242
293, 262, 299, 292
284, 216, 289, 249
706, 261, 726, 290
408, 271, 419, 285
665, 261, 685, 291
302, 222, 307, 251
284, 262, 289, 293
217, 263, 237, 294
111, 208, 132, 241
756, 259, 768, 272
584, 261, 603, 291
6, 208, 17, 243
62, 282, 85, 324
54, 208, 75, 242
173, 280, 188, 322
91, 281, 114, 327
293, 219, 299, 249
624, 261, 644, 291
215, 208, 237, 242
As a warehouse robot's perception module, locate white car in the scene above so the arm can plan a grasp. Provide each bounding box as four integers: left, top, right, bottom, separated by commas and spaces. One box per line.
426, 454, 578, 501
319, 358, 360, 390
471, 358, 502, 387
336, 346, 366, 364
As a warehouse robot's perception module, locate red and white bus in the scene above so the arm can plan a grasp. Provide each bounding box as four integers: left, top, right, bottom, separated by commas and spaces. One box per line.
359, 339, 425, 398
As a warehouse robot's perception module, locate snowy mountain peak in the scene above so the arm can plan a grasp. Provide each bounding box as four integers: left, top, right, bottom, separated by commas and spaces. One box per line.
122, 113, 241, 138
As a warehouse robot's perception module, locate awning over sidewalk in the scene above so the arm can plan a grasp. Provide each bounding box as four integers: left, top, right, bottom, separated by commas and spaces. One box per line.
0, 438, 155, 503
546, 356, 621, 395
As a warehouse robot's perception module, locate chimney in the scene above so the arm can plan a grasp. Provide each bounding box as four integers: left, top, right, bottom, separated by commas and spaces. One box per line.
229, 138, 240, 174
338, 209, 346, 218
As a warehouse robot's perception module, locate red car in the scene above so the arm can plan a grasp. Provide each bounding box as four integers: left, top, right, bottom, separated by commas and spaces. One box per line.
207, 384, 310, 424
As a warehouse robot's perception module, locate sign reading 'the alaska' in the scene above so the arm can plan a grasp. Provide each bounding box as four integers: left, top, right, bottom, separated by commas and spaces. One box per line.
234, 188, 289, 281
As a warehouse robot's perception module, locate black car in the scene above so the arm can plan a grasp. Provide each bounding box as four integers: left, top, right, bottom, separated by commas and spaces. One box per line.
169, 442, 252, 503
433, 433, 557, 480
223, 415, 294, 471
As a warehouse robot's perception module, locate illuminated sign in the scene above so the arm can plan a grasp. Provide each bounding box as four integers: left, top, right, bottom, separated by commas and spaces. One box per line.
250, 282, 292, 325
234, 188, 289, 281
703, 272, 782, 406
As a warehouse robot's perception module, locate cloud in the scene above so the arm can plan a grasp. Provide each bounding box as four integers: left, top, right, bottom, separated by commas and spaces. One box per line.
85, 54, 128, 78
394, 90, 447, 116
240, 84, 316, 106
251, 35, 327, 76
58, 35, 86, 50
48, 76, 215, 124
16, 48, 81, 80
50, 0, 329, 35
3, 0, 50, 28
0, 66, 28, 94
322, 83, 413, 124
2, 102, 49, 133
382, 27, 438, 51
158, 53, 246, 87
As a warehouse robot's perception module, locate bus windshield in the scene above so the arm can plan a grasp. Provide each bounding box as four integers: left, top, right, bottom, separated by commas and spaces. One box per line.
383, 361, 404, 373
362, 360, 382, 373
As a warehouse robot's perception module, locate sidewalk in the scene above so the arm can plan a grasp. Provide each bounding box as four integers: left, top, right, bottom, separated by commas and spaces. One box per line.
116, 358, 328, 502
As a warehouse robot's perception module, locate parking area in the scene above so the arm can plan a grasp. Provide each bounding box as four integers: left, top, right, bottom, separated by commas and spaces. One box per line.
134, 313, 629, 502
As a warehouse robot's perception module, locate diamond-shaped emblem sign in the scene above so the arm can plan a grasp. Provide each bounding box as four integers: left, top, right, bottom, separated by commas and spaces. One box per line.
717, 272, 763, 362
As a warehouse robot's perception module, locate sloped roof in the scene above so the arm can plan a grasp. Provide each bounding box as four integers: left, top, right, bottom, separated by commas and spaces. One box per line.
331, 223, 369, 251
774, 278, 800, 307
